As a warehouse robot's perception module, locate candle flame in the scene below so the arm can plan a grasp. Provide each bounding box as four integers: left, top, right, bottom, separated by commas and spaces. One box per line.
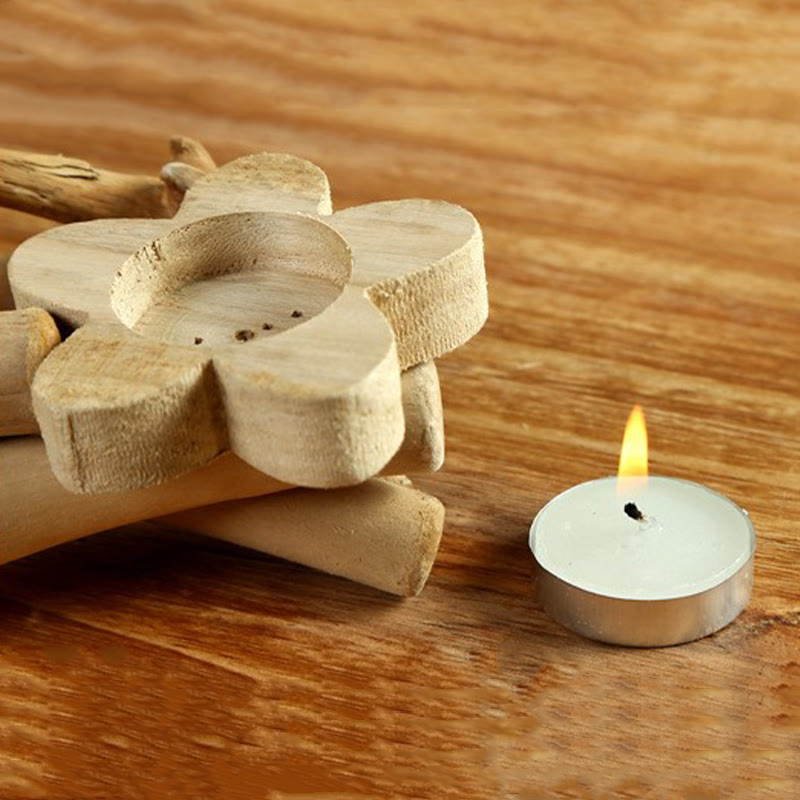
618, 405, 647, 490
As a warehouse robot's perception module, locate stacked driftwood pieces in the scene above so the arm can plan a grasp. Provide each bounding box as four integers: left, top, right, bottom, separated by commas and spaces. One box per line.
0, 138, 487, 595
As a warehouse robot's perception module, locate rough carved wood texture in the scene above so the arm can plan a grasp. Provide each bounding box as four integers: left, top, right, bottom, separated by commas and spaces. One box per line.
0, 1, 798, 798
9, 157, 484, 493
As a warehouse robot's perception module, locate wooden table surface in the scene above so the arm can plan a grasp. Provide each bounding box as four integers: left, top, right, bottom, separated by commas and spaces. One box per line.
1, 2, 798, 797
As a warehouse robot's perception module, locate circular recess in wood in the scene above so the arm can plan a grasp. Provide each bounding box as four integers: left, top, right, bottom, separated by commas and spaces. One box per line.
110, 211, 352, 348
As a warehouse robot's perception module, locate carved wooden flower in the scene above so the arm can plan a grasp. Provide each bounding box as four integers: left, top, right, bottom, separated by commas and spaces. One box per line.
10, 154, 486, 493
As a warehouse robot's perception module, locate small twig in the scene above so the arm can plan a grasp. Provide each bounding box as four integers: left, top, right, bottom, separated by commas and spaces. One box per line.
169, 135, 216, 172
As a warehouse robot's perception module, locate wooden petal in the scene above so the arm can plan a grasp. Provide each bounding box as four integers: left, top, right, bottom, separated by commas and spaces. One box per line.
32, 324, 226, 493
9, 218, 170, 329
174, 153, 332, 225
215, 288, 404, 488
329, 199, 487, 369
9, 154, 331, 327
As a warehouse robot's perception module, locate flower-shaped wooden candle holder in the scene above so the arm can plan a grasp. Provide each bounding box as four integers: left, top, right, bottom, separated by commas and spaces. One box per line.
9, 153, 486, 493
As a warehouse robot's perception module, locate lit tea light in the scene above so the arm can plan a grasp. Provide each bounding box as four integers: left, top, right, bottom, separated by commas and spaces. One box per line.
529, 406, 755, 647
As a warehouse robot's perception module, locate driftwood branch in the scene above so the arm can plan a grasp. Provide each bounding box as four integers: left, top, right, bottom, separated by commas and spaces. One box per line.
0, 148, 169, 222
168, 136, 216, 172
0, 136, 216, 223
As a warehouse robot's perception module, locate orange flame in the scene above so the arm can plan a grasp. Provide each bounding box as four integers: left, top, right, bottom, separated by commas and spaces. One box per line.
618, 405, 647, 487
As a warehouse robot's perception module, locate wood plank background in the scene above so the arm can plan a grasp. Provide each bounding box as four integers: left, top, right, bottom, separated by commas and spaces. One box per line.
1, 1, 798, 797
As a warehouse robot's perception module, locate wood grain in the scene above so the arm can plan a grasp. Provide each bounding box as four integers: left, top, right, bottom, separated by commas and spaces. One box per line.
0, 1, 799, 797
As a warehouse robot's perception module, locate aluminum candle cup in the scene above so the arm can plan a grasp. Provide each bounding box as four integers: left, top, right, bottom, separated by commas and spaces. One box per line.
529, 477, 756, 647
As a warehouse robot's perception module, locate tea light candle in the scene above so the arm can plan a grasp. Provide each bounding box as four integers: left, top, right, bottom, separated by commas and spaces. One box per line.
529, 407, 756, 647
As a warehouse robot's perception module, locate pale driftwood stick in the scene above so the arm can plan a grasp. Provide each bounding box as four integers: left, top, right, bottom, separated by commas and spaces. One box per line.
0, 437, 285, 565
162, 479, 445, 596
0, 439, 444, 595
0, 147, 170, 222
0, 308, 60, 435
0, 356, 442, 563
391, 358, 444, 474
168, 136, 216, 172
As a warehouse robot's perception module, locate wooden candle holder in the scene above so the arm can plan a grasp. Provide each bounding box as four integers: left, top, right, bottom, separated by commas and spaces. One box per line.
8, 152, 487, 494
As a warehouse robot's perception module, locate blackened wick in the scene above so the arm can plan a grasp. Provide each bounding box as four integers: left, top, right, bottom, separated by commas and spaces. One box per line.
624, 502, 645, 521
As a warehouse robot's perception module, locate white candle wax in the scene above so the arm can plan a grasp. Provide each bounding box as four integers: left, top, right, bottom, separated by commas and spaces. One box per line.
530, 477, 754, 601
